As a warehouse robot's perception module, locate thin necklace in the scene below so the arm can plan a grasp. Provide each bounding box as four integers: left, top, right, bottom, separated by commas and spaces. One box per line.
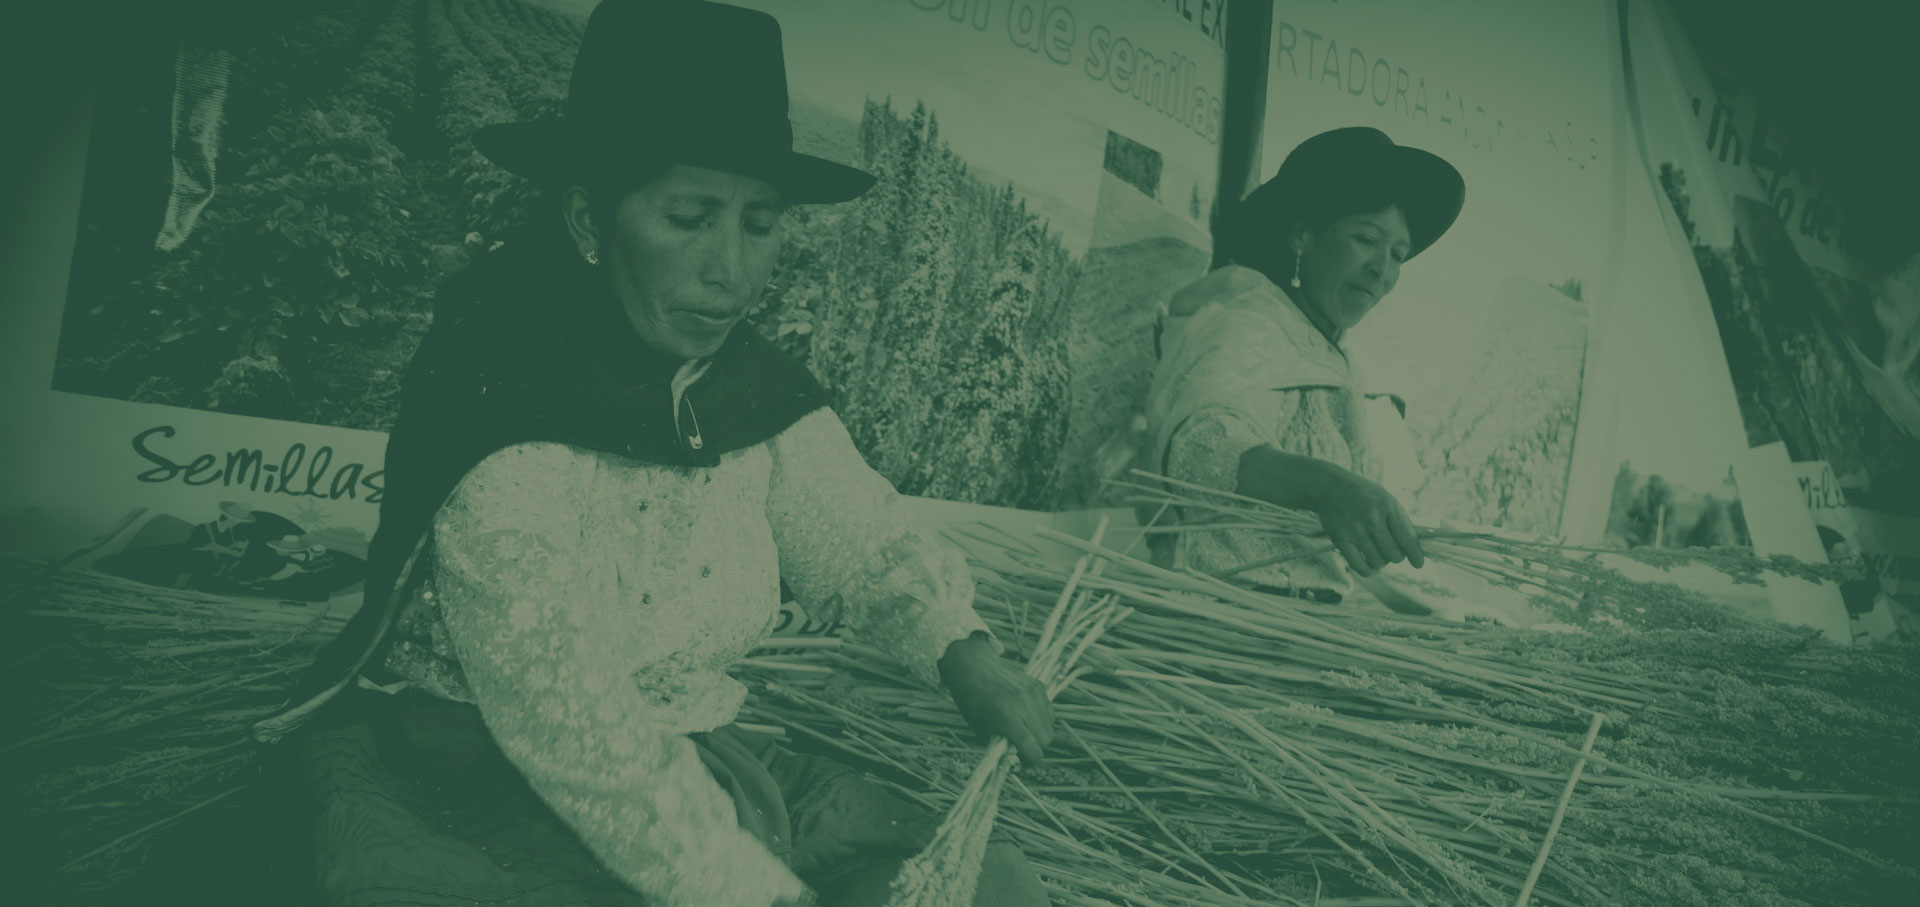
1279, 284, 1346, 353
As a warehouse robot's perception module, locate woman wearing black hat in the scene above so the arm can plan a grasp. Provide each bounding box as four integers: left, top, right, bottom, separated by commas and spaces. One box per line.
1141, 127, 1465, 606
226, 3, 1053, 906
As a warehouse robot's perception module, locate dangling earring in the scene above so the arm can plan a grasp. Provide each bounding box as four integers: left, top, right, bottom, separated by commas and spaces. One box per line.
585, 249, 600, 266
1289, 253, 1302, 289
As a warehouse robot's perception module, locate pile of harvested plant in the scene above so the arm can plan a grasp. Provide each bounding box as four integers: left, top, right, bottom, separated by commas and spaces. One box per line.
7, 484, 1919, 905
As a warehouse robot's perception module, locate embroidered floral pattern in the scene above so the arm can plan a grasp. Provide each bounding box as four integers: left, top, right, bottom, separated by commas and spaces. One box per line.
382, 408, 992, 907
1147, 267, 1412, 597
767, 411, 999, 686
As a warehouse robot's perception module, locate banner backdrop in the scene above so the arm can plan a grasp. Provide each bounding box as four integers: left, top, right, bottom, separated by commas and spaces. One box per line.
1259, 0, 1618, 538
1619, 0, 1917, 641
1253, 0, 1853, 638
3, 1, 1224, 620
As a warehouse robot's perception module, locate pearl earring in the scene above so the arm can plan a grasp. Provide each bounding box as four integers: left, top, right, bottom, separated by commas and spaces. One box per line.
585, 249, 600, 266
1289, 253, 1302, 289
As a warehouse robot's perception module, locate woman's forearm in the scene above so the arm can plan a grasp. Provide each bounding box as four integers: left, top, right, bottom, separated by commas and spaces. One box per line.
1235, 444, 1345, 511
1236, 443, 1426, 573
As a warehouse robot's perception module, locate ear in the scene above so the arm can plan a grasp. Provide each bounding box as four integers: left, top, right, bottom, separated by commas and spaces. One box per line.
561, 185, 599, 257
1287, 222, 1313, 257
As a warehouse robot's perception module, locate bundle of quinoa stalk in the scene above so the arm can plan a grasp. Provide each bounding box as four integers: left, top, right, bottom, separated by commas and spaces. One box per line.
734, 485, 1920, 907
3, 553, 353, 903
10, 479, 1920, 907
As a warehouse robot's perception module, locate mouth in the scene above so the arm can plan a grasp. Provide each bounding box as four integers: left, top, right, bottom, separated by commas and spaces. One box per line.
1348, 284, 1379, 299
678, 309, 741, 328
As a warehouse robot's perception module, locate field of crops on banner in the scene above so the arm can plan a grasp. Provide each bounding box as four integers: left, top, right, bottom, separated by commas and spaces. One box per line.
55, 0, 579, 430
55, 0, 1081, 509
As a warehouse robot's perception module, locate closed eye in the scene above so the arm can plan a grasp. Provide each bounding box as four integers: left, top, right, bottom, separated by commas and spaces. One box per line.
670, 215, 778, 237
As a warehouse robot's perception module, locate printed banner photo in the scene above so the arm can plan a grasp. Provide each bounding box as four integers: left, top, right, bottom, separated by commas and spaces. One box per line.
1620, 0, 1916, 640
9, 0, 1227, 612
1259, 0, 1619, 539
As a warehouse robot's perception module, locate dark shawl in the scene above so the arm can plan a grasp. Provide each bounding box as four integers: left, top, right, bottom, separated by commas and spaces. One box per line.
253, 227, 831, 741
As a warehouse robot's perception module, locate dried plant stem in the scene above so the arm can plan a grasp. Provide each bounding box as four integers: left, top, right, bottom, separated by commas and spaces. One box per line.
1515, 712, 1605, 907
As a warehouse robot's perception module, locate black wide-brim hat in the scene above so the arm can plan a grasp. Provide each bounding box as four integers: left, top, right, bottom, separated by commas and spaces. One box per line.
472, 0, 875, 204
1228, 127, 1465, 263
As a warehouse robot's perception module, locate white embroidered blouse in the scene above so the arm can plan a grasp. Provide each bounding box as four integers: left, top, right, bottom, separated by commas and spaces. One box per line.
1142, 266, 1422, 596
380, 407, 994, 907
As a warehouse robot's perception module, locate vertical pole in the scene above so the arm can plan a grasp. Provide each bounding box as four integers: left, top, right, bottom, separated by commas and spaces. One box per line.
1211, 0, 1274, 269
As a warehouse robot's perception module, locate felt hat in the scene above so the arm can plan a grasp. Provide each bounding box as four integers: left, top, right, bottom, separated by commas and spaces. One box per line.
1225, 127, 1465, 267
471, 0, 875, 204
217, 501, 256, 523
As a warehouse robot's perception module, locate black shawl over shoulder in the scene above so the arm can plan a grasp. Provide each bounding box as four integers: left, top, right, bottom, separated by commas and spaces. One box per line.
257, 227, 831, 738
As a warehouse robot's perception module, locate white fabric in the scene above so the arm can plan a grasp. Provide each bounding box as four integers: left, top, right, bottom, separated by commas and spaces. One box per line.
1142, 266, 1424, 595
1144, 266, 1358, 480
395, 408, 995, 907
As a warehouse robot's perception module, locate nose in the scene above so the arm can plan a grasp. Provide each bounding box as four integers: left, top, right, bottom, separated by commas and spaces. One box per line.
701, 222, 748, 293
1367, 248, 1399, 291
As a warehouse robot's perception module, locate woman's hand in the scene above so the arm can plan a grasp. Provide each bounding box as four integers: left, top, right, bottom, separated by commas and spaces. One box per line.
1312, 470, 1424, 577
937, 633, 1054, 767
1237, 446, 1425, 578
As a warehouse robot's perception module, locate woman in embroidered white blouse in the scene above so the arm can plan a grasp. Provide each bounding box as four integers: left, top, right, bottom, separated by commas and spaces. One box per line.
253, 5, 1055, 907
1142, 127, 1466, 607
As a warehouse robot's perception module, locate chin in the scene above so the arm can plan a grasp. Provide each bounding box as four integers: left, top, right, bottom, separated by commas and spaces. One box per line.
676, 330, 734, 360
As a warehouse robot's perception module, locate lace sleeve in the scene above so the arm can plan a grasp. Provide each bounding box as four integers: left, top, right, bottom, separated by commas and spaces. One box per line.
1164, 404, 1279, 494
1166, 399, 1360, 592
765, 410, 997, 689
432, 444, 806, 907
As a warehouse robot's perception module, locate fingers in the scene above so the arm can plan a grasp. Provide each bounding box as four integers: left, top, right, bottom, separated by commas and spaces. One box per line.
1332, 530, 1376, 577
1030, 695, 1056, 750
1389, 504, 1425, 569
1017, 683, 1054, 765
961, 673, 1055, 768
1368, 520, 1408, 570
1007, 721, 1046, 767
1346, 524, 1389, 576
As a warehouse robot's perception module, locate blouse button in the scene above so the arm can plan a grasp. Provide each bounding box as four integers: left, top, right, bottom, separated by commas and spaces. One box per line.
637, 501, 649, 513
701, 566, 712, 578
642, 593, 653, 604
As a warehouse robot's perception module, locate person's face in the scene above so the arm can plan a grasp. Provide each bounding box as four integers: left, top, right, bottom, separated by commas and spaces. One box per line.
1292, 204, 1412, 334
573, 165, 786, 360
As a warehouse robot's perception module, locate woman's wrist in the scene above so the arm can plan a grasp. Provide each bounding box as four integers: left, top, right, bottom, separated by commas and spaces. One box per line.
1239, 445, 1344, 512
937, 631, 998, 684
